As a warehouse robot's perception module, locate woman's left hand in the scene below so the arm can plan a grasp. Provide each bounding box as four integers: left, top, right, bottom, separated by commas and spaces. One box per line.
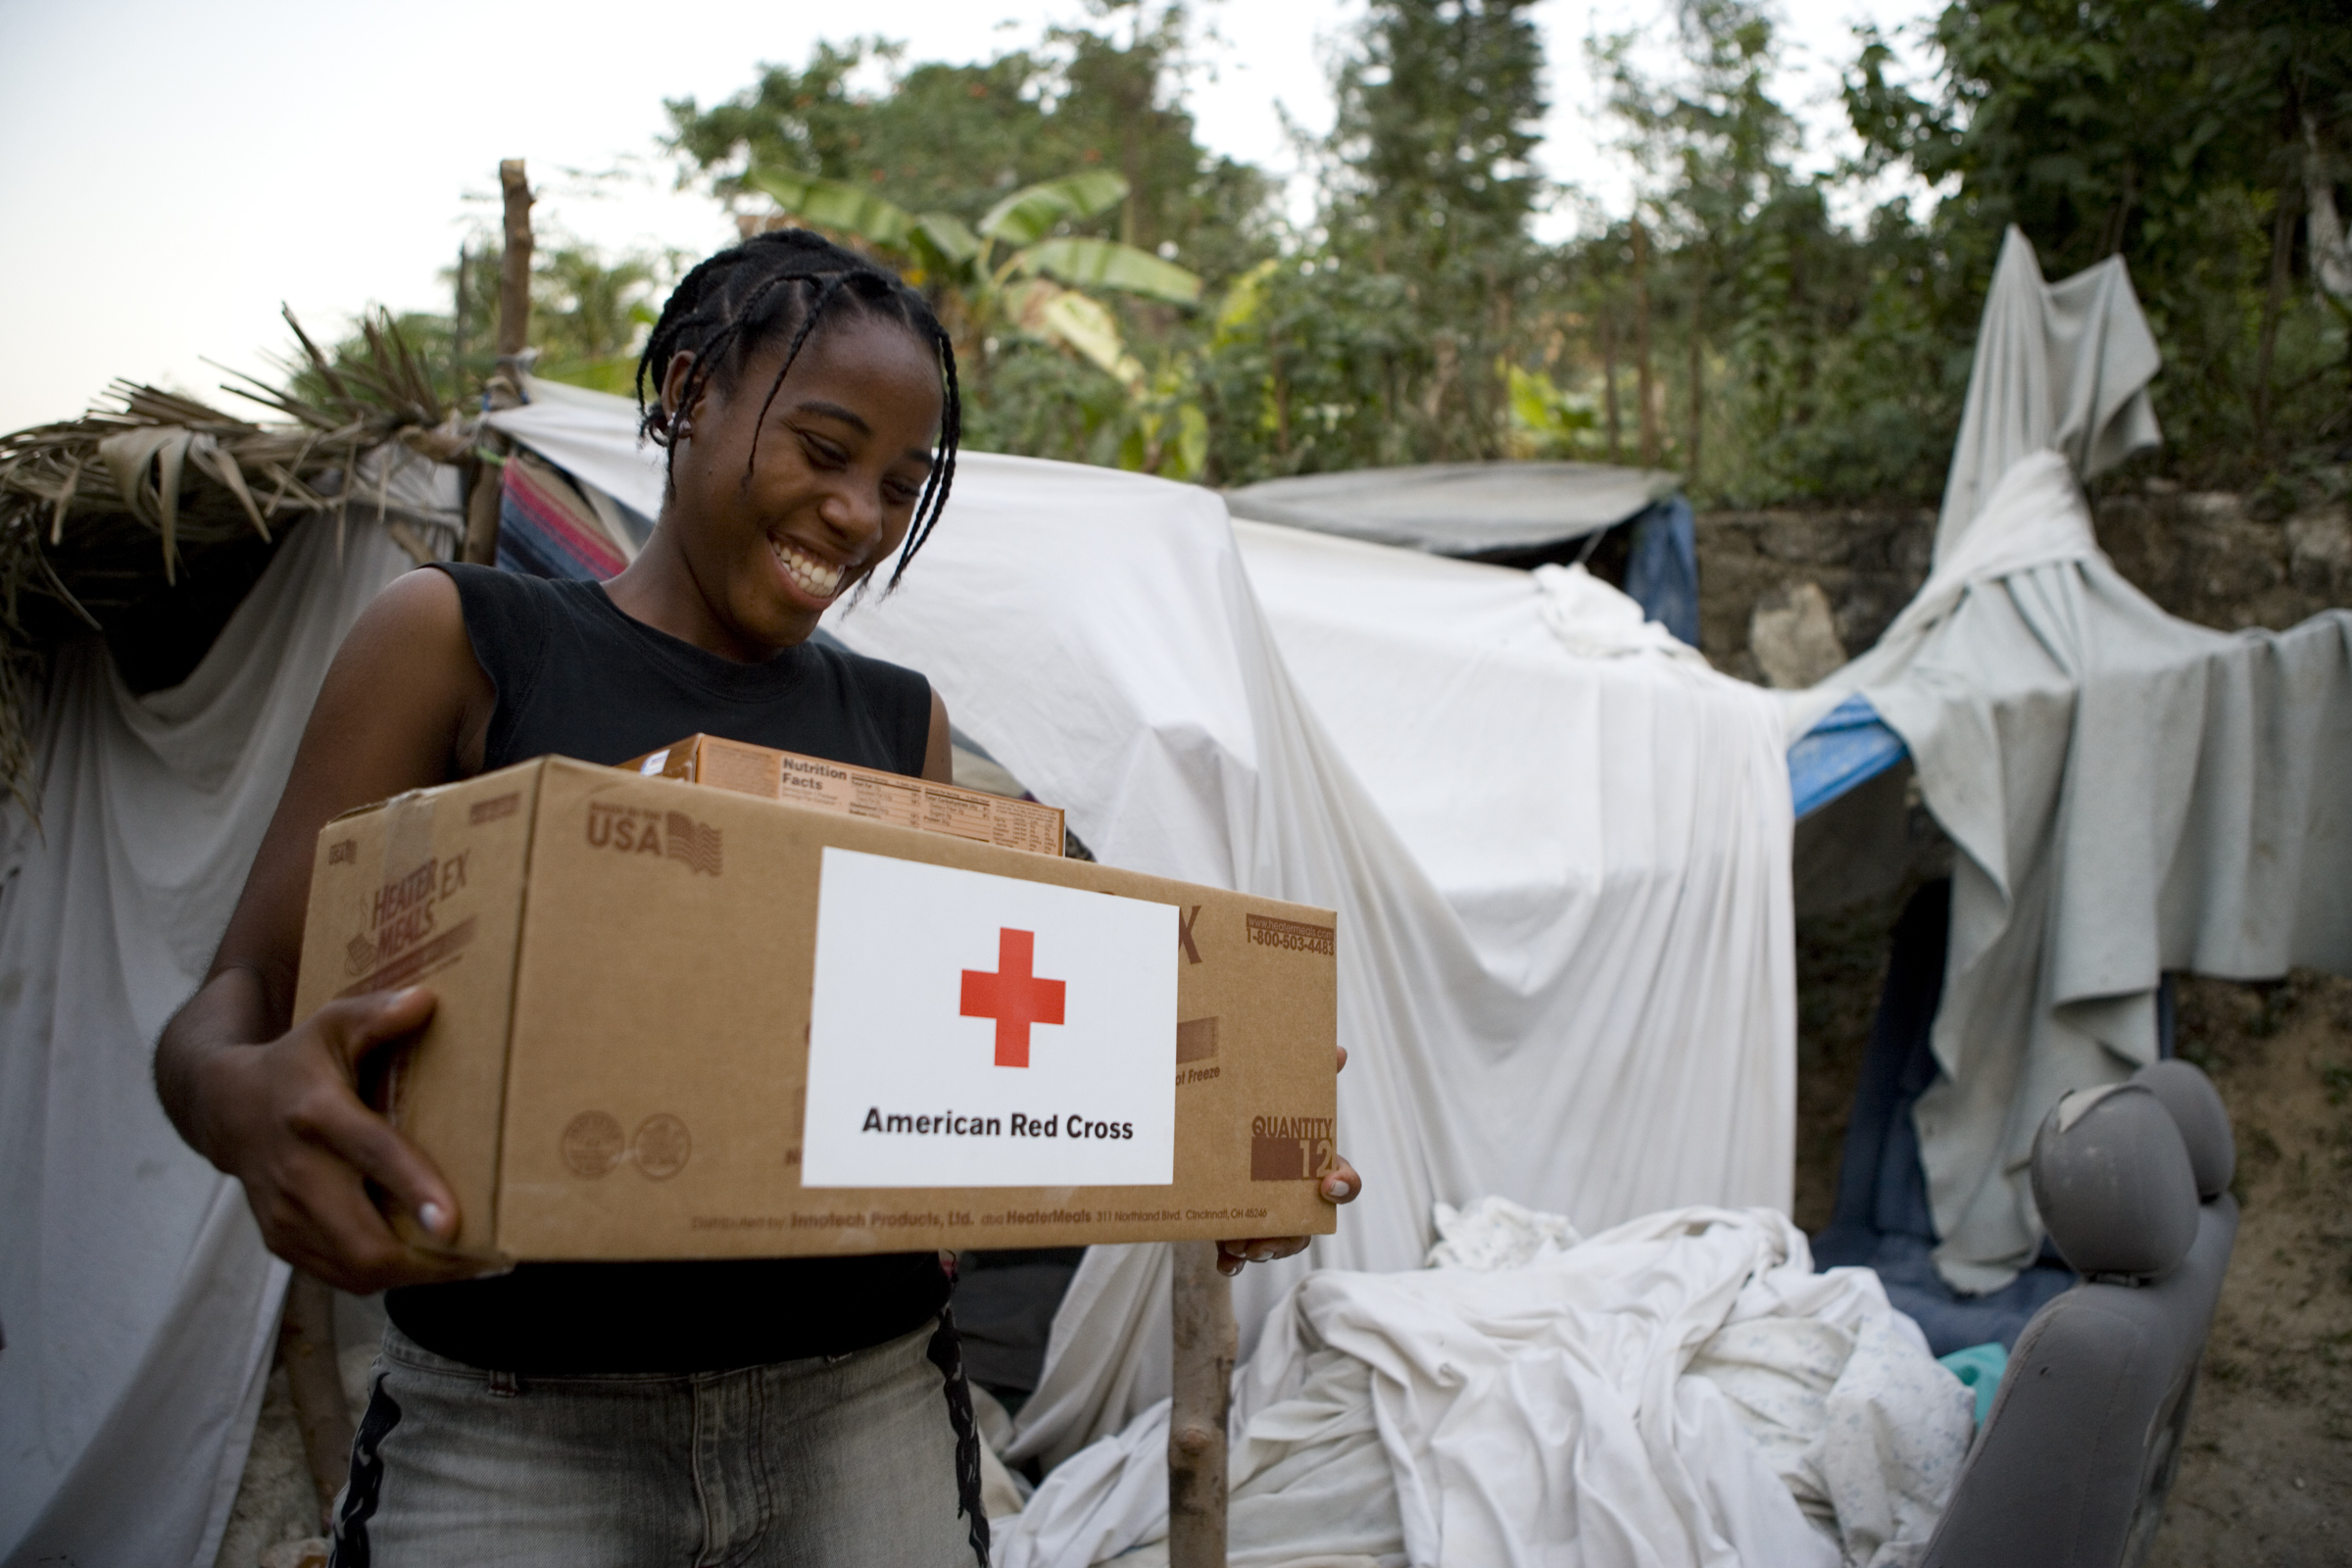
1215, 1046, 1360, 1278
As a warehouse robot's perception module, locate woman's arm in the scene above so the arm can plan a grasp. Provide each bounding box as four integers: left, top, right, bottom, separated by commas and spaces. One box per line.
921, 688, 953, 783
155, 566, 498, 1294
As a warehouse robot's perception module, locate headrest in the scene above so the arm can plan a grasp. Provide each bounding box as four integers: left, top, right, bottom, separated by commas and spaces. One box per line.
2031, 1083, 2200, 1281
2132, 1059, 2235, 1201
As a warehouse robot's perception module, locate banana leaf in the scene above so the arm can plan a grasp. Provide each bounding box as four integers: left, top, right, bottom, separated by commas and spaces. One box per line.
748, 170, 917, 251
979, 172, 1130, 248
1017, 237, 1203, 306
913, 214, 980, 266
1005, 280, 1143, 389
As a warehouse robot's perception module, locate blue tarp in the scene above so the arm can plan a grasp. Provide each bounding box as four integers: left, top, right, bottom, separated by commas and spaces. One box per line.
1812, 880, 2086, 1354
1788, 694, 1907, 817
1623, 498, 1699, 649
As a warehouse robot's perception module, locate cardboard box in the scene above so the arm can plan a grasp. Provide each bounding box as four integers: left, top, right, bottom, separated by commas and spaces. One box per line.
295, 757, 1339, 1262
624, 733, 1065, 858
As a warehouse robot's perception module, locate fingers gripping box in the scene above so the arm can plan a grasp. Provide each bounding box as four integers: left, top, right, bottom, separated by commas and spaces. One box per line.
293, 757, 1339, 1262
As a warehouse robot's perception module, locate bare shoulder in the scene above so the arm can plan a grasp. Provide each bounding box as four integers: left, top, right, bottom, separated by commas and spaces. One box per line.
311, 565, 493, 774
346, 563, 469, 660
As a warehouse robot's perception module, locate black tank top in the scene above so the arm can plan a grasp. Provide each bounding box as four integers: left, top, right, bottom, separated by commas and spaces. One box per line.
384, 564, 951, 1372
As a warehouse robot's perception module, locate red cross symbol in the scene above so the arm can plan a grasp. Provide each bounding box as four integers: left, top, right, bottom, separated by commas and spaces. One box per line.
960, 928, 1066, 1068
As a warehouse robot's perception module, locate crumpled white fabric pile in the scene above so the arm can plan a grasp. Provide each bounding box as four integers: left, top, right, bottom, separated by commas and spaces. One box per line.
993, 1201, 1972, 1568
1532, 564, 1711, 666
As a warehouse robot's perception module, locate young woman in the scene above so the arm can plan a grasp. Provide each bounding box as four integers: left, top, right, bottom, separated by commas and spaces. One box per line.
154, 230, 1357, 1568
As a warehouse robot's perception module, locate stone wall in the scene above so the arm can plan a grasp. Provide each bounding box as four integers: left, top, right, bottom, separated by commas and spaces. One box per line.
1694, 488, 2352, 686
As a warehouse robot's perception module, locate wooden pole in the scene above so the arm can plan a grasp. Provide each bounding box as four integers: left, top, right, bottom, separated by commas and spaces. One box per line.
1686, 293, 1705, 495
464, 158, 532, 566
1168, 1242, 1235, 1568
461, 455, 503, 566
280, 1273, 354, 1531
1600, 300, 1623, 465
1632, 219, 1658, 467
495, 159, 534, 362
451, 243, 469, 409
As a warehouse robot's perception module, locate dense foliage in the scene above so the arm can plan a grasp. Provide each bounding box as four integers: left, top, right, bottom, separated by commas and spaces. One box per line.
350, 0, 2352, 505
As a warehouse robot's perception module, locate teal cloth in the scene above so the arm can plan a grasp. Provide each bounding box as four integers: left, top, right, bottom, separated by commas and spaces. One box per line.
1939, 1343, 2010, 1427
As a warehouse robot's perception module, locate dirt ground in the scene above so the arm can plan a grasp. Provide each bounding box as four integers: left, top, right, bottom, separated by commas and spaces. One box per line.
1791, 896, 2352, 1565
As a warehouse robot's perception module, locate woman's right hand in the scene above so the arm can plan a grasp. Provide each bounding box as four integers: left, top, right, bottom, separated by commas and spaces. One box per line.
190, 983, 487, 1294
153, 566, 501, 1293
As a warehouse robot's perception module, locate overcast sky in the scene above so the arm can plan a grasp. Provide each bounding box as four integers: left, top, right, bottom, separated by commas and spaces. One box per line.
0, 0, 1936, 436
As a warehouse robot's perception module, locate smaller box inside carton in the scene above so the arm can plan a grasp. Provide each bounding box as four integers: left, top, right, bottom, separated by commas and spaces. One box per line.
625, 733, 1064, 858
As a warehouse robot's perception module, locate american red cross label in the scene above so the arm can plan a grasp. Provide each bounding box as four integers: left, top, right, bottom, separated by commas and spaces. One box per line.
801, 848, 1176, 1188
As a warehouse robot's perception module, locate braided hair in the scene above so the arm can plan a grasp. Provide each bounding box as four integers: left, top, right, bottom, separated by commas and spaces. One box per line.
634, 228, 960, 589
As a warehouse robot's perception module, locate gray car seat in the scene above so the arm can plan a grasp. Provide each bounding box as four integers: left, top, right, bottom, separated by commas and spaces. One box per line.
1922, 1059, 2238, 1568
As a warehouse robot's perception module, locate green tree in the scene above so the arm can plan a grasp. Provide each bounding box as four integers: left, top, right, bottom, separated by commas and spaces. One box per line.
1847, 0, 2352, 490
1196, 0, 1550, 480
665, 9, 1273, 289
302, 238, 678, 413
743, 165, 1202, 389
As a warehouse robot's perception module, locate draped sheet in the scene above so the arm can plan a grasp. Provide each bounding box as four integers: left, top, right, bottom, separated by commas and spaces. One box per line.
490, 391, 1799, 1467
1784, 230, 2352, 1292
0, 516, 421, 1567
1933, 225, 2162, 566
807, 456, 1798, 1464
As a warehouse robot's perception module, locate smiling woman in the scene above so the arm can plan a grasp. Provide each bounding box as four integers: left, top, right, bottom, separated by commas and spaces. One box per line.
148, 230, 995, 1568
633, 229, 961, 614
147, 225, 1356, 1568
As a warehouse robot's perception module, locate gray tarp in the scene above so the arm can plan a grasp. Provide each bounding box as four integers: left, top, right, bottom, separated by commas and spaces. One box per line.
1224, 462, 1678, 556
1788, 230, 2352, 1291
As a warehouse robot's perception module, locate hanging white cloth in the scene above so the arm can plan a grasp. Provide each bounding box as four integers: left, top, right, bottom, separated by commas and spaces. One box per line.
814, 457, 1797, 1465
0, 514, 425, 1568
1933, 225, 2161, 566
1784, 232, 2352, 1292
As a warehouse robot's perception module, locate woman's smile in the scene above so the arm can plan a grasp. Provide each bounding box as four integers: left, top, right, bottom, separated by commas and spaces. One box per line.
769, 534, 850, 603
612, 313, 945, 661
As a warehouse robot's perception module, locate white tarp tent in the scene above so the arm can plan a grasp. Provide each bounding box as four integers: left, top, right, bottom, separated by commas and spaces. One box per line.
499, 400, 1800, 1465
1786, 228, 2352, 1291
4, 383, 1798, 1565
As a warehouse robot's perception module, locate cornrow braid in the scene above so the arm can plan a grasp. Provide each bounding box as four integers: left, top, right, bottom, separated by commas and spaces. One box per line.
635, 228, 959, 589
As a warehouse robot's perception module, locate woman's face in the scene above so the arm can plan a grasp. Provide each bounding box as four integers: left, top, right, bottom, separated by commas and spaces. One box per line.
658, 312, 942, 656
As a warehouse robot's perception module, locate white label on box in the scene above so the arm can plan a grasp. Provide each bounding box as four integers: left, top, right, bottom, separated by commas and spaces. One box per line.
801, 848, 1177, 1188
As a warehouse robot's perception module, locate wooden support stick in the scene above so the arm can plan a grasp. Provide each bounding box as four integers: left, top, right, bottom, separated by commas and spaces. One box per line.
462, 157, 533, 566
1633, 217, 1658, 468
496, 160, 533, 361
461, 451, 502, 565
1168, 1241, 1235, 1568
279, 1272, 354, 1531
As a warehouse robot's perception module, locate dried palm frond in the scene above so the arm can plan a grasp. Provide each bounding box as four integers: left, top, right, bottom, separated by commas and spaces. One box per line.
0, 308, 469, 809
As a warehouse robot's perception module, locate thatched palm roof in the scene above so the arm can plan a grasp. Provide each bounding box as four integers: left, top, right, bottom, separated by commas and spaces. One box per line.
0, 312, 468, 803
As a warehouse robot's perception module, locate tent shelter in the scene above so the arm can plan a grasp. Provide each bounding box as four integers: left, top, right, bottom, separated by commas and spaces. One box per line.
0, 348, 464, 1566
15, 226, 2328, 1564
3, 355, 1802, 1563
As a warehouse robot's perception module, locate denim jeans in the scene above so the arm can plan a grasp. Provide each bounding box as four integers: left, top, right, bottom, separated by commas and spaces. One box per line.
330, 1319, 980, 1567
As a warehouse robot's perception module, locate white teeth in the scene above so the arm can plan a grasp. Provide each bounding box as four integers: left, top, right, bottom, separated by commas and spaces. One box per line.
770, 539, 846, 599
